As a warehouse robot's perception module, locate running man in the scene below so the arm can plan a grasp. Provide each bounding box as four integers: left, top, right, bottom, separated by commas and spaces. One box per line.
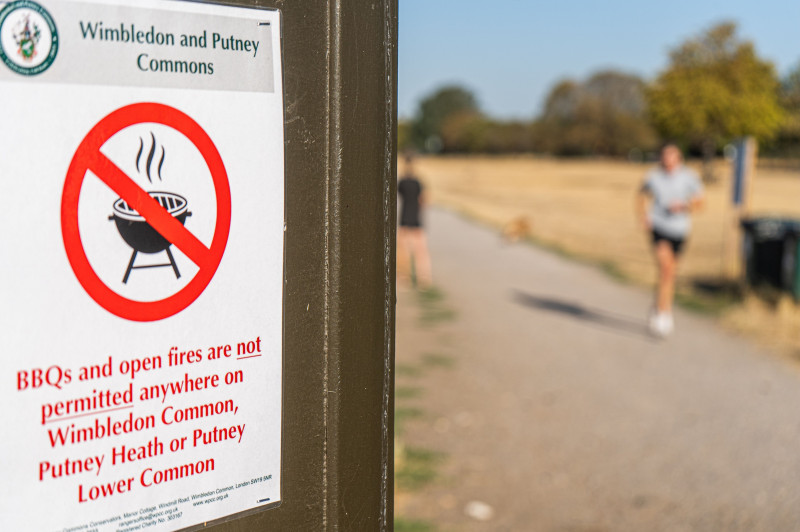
397, 154, 432, 288
636, 143, 704, 337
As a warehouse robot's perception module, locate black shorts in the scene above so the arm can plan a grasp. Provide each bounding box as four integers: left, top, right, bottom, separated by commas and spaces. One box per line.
652, 229, 685, 255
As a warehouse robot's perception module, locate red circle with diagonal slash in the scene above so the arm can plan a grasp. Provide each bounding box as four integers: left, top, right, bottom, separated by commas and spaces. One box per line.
61, 103, 231, 322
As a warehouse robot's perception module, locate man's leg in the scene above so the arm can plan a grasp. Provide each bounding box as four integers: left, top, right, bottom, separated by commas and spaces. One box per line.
409, 228, 433, 288
649, 239, 679, 335
397, 227, 412, 285
655, 240, 677, 314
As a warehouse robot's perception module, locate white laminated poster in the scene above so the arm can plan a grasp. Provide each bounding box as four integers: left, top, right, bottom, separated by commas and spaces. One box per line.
0, 1, 284, 530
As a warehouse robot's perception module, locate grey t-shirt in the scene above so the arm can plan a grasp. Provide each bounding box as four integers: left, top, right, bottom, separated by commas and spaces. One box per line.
642, 165, 703, 239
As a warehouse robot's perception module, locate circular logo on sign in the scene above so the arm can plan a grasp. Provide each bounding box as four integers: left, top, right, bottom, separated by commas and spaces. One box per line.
0, 0, 58, 76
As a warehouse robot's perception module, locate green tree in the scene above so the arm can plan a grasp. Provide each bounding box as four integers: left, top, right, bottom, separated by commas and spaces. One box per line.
541, 80, 582, 120
483, 121, 535, 153
535, 71, 657, 156
410, 85, 479, 152
783, 63, 800, 109
647, 22, 784, 177
439, 111, 488, 152
397, 119, 413, 153
439, 114, 534, 154
774, 62, 800, 156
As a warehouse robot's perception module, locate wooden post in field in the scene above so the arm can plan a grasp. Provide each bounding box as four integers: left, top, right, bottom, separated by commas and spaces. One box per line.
726, 136, 757, 279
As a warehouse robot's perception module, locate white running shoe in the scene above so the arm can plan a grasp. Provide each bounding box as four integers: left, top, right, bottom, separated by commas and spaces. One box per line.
648, 311, 674, 337
660, 313, 674, 336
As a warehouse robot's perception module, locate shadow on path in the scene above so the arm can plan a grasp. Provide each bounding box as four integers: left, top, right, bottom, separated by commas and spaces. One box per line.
513, 290, 653, 341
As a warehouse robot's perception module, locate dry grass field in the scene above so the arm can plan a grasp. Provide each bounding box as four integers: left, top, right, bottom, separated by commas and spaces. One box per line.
404, 155, 800, 354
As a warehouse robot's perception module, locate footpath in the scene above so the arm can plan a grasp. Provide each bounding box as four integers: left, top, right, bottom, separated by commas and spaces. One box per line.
395, 208, 800, 532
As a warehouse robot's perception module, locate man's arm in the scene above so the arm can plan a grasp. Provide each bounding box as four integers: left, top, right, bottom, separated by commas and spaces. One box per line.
668, 176, 705, 214
688, 194, 704, 212
688, 175, 705, 212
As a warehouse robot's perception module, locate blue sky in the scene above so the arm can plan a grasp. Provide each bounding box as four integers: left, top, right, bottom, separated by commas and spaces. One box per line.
398, 0, 800, 119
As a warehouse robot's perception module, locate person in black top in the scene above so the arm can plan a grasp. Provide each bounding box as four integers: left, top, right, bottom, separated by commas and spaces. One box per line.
397, 154, 432, 288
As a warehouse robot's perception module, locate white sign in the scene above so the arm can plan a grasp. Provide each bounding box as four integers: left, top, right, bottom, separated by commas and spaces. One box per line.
0, 1, 284, 530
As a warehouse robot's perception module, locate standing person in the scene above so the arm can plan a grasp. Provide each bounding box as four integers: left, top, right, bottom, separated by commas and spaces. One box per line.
397, 154, 432, 288
636, 143, 704, 337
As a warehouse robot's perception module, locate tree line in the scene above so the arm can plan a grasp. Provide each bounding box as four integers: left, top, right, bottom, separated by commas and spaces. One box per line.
399, 23, 800, 160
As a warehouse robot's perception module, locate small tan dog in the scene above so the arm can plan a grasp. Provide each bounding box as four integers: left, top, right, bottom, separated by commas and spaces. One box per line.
502, 216, 532, 243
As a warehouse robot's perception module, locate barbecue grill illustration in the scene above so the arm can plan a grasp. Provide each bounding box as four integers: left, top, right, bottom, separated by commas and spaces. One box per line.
109, 192, 191, 283
107, 133, 191, 284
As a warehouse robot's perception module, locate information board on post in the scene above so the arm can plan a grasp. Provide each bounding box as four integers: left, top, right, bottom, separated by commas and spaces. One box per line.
732, 136, 756, 208
0, 0, 284, 530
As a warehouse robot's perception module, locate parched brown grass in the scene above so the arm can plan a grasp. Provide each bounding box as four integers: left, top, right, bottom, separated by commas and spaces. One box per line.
406, 155, 800, 354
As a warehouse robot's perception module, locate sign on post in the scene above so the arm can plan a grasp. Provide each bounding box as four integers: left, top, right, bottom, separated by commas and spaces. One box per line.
0, 1, 284, 530
732, 136, 757, 207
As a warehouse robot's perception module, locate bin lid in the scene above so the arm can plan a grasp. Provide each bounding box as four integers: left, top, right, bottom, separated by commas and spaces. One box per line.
741, 216, 800, 239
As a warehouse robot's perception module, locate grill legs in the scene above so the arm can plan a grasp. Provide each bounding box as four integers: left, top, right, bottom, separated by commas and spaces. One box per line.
165, 248, 181, 279
122, 247, 182, 284
123, 250, 138, 284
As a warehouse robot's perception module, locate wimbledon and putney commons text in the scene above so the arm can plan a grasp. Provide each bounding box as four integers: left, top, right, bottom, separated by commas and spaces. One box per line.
78, 21, 263, 76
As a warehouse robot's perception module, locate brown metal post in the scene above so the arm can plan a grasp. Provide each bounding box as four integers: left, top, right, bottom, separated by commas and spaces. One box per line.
197, 0, 397, 530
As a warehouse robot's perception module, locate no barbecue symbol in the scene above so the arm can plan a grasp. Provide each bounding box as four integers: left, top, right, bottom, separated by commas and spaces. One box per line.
61, 103, 232, 322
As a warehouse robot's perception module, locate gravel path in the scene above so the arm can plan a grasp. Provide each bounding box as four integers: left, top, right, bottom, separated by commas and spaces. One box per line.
396, 208, 800, 532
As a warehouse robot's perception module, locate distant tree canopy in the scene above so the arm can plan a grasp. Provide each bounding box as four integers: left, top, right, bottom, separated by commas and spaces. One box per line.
783, 63, 800, 110
647, 22, 784, 161
397, 119, 412, 153
410, 86, 480, 152
399, 22, 796, 159
440, 115, 534, 153
775, 62, 800, 155
535, 70, 657, 156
